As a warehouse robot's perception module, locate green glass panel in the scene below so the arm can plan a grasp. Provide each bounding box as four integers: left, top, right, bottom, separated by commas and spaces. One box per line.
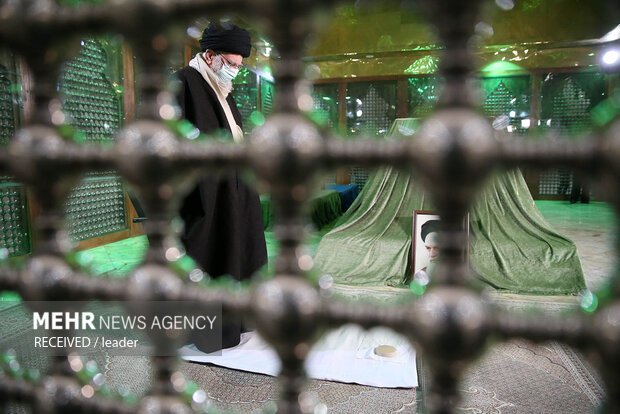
231, 67, 258, 134
59, 39, 128, 242
0, 64, 17, 147
407, 77, 439, 118
0, 56, 31, 257
311, 83, 339, 130
479, 75, 530, 135
541, 72, 607, 135
344, 81, 397, 190
0, 183, 31, 257
58, 39, 122, 144
311, 83, 339, 185
538, 72, 607, 196
64, 176, 127, 241
346, 81, 397, 137
260, 80, 275, 116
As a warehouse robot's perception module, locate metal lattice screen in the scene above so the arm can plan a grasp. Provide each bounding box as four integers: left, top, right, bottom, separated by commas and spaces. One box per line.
311, 83, 338, 131
346, 81, 397, 137
311, 83, 339, 185
481, 76, 530, 135
0, 183, 30, 257
346, 81, 397, 189
59, 38, 128, 242
0, 2, 620, 414
0, 56, 31, 257
59, 39, 122, 145
538, 72, 607, 197
0, 64, 16, 148
260, 79, 275, 116
408, 76, 439, 119
64, 175, 126, 241
538, 167, 574, 196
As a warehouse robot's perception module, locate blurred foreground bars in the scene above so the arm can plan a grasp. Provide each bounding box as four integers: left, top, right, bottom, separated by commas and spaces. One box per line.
1, 1, 620, 413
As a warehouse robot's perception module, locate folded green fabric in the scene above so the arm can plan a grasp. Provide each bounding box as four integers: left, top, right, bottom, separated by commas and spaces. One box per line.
314, 119, 586, 295
261, 190, 342, 231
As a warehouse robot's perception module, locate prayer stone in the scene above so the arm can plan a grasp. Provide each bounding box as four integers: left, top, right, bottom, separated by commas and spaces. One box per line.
374, 345, 397, 358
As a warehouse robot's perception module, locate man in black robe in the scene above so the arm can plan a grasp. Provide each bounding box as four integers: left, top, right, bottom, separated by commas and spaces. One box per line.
175, 23, 267, 351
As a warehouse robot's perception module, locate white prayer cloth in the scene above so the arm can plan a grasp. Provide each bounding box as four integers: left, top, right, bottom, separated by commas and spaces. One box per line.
179, 324, 418, 388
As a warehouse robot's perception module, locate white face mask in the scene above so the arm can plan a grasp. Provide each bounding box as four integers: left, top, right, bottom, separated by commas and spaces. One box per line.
214, 56, 239, 84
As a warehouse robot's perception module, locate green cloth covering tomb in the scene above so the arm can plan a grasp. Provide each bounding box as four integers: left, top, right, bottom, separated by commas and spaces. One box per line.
261, 190, 342, 230
314, 119, 586, 295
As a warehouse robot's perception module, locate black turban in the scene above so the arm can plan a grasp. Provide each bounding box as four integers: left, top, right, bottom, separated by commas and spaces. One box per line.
199, 22, 252, 58
421, 220, 440, 242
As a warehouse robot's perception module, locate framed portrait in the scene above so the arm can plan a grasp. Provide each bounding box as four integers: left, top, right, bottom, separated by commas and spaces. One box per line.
411, 210, 469, 284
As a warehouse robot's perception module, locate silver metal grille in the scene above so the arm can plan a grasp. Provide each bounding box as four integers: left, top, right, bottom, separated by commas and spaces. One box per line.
0, 1, 619, 414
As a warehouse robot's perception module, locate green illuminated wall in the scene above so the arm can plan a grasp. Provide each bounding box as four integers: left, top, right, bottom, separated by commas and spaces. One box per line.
310, 71, 609, 196
408, 77, 439, 119
260, 79, 275, 116
0, 53, 31, 257
231, 67, 258, 134
310, 84, 339, 130
59, 38, 129, 242
0, 37, 130, 257
537, 72, 608, 196
481, 75, 530, 134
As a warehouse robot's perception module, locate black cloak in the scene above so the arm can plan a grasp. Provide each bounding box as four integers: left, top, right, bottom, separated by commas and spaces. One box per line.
175, 66, 267, 350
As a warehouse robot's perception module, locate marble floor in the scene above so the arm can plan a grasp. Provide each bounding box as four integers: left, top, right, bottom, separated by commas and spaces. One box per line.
534, 200, 617, 293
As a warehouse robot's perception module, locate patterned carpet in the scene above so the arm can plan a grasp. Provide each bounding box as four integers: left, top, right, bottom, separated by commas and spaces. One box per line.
458, 340, 604, 414
106, 356, 421, 413
0, 301, 606, 414
101, 338, 605, 414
